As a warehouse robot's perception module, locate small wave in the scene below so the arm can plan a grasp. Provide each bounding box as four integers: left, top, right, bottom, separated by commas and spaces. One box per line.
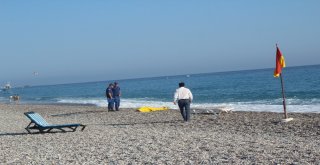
232, 98, 320, 105
57, 98, 233, 110
58, 98, 178, 109
286, 98, 320, 105
228, 104, 320, 113
57, 98, 108, 107
56, 97, 320, 113
190, 103, 319, 113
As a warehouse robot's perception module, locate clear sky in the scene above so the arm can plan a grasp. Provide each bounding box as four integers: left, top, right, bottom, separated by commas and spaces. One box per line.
1, 0, 320, 86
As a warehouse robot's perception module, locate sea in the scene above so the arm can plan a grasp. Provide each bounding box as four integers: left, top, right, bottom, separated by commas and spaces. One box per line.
1, 65, 320, 113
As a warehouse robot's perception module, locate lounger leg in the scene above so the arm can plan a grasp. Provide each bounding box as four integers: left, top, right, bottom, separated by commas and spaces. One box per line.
80, 124, 86, 131
25, 122, 32, 133
64, 126, 77, 132
57, 128, 66, 132
26, 124, 42, 133
46, 128, 53, 132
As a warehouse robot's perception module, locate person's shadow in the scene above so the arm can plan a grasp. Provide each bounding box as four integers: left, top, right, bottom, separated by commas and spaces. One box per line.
50, 110, 106, 117
0, 132, 29, 136
91, 120, 181, 127
0, 130, 81, 136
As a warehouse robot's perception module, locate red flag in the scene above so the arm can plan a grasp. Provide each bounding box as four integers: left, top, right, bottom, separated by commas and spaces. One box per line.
274, 46, 286, 77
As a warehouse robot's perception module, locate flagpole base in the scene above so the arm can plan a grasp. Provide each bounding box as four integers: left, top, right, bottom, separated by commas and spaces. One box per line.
281, 118, 294, 123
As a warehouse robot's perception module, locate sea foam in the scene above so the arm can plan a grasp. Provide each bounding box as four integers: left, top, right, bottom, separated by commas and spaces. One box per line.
57, 98, 320, 113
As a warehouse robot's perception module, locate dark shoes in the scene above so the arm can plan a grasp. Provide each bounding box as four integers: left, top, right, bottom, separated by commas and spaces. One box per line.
108, 109, 119, 111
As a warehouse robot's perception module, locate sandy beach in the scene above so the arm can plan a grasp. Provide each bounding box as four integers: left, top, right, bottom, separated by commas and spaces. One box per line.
0, 103, 319, 164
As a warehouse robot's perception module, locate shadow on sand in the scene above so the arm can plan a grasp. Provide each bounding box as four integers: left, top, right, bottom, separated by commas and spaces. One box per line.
0, 132, 30, 136
0, 130, 83, 136
50, 110, 106, 117
90, 120, 182, 127
0, 120, 182, 136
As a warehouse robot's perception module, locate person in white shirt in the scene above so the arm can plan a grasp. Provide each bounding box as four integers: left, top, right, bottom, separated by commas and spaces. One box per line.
173, 82, 193, 121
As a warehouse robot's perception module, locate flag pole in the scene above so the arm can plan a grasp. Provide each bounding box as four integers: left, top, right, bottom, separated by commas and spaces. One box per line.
279, 73, 288, 119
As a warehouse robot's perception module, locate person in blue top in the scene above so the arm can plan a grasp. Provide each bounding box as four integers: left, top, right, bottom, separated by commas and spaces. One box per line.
105, 83, 114, 111
112, 82, 121, 111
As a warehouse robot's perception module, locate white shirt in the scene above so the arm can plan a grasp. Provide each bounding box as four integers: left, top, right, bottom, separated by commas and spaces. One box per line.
174, 87, 193, 102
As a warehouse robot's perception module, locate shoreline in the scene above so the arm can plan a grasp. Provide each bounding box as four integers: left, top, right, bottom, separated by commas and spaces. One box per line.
1, 102, 320, 114
0, 103, 319, 164
0, 102, 99, 107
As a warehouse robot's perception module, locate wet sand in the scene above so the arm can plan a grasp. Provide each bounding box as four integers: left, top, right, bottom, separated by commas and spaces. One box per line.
0, 103, 319, 164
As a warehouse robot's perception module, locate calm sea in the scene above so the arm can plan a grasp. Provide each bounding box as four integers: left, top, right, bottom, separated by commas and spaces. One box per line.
1, 65, 320, 113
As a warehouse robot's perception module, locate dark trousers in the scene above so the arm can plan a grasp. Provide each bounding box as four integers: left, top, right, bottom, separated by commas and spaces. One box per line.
107, 98, 114, 110
178, 99, 191, 121
114, 96, 120, 110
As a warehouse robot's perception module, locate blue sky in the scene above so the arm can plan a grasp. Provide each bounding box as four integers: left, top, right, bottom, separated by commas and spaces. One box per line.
1, 0, 319, 86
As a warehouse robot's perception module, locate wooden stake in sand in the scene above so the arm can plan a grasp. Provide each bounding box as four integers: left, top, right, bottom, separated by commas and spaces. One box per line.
279, 73, 293, 122
274, 44, 293, 122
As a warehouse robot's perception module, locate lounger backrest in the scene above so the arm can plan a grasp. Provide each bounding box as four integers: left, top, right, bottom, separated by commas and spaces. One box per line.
26, 112, 50, 127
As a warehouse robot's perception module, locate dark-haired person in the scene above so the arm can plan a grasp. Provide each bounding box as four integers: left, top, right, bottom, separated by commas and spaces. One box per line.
112, 82, 121, 111
173, 82, 193, 122
106, 83, 114, 111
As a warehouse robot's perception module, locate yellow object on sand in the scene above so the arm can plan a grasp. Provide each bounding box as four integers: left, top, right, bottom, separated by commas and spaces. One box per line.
137, 106, 169, 112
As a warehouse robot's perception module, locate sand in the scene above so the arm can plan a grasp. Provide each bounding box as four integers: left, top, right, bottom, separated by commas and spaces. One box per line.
0, 103, 319, 164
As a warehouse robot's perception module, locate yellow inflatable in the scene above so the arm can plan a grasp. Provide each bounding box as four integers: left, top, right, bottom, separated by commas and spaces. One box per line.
137, 106, 169, 112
